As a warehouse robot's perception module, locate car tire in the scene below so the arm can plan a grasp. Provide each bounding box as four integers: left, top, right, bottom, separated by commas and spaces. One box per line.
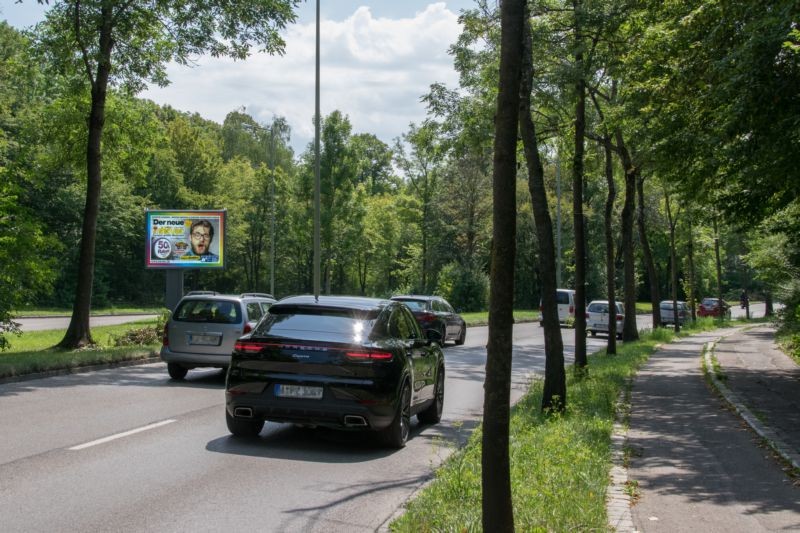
438, 326, 447, 347
418, 366, 444, 425
167, 363, 188, 380
455, 325, 466, 346
382, 382, 411, 448
226, 410, 264, 438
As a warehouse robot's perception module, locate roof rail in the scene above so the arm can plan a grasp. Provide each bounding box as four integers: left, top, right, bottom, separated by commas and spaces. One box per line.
186, 290, 218, 296
240, 292, 274, 299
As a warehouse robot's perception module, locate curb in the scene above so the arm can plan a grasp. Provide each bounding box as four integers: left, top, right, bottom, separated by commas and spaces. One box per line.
702, 339, 800, 471
0, 356, 161, 385
607, 383, 635, 532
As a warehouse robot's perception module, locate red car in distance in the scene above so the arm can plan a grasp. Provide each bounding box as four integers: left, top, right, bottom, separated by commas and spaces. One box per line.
698, 297, 731, 319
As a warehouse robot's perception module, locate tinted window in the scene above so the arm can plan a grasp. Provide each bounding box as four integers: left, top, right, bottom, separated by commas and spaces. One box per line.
253, 306, 380, 343
173, 299, 242, 324
396, 299, 427, 312
588, 303, 609, 313
557, 291, 571, 305
388, 306, 413, 339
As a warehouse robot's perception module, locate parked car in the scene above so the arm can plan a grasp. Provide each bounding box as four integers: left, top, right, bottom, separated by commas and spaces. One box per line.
224, 295, 446, 448
585, 300, 624, 339
539, 288, 576, 327
698, 297, 731, 319
660, 300, 689, 326
160, 291, 276, 380
390, 295, 466, 346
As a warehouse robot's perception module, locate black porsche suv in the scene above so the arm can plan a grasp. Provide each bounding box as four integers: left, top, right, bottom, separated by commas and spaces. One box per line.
224, 295, 446, 448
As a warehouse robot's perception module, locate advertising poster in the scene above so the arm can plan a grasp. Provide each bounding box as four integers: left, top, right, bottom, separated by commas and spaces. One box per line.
145, 210, 225, 269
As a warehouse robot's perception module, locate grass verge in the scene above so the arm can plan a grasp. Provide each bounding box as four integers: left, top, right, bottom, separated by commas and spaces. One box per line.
390, 319, 726, 532
0, 319, 161, 379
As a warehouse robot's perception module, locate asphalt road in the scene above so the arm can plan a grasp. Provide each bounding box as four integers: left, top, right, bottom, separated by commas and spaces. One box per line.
15, 314, 160, 332
0, 305, 761, 532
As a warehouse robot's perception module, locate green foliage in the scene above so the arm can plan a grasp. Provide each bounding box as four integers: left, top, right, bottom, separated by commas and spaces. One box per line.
435, 262, 489, 312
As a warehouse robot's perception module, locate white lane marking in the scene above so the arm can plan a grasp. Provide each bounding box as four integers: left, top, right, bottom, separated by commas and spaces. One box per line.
69, 419, 176, 450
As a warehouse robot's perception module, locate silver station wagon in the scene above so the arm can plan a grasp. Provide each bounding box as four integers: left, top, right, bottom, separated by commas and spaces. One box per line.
160, 292, 276, 380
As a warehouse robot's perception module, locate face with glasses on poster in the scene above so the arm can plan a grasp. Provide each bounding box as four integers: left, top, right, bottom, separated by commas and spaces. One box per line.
189, 220, 219, 262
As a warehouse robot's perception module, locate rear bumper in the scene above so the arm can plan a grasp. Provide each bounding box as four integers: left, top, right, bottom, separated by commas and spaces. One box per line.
226, 380, 397, 430
159, 346, 231, 368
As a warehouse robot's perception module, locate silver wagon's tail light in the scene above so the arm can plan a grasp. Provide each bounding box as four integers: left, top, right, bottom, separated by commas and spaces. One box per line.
162, 323, 169, 347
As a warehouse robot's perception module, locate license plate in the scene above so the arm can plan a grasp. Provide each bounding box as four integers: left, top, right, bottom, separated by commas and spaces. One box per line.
189, 334, 221, 346
275, 384, 323, 399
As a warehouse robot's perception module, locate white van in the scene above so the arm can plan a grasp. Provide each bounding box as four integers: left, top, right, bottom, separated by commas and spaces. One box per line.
539, 288, 576, 327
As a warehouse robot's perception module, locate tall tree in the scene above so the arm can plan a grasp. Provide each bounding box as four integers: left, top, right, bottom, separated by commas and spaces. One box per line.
571, 0, 588, 370
519, 9, 567, 412
482, 0, 524, 529
34, 0, 298, 348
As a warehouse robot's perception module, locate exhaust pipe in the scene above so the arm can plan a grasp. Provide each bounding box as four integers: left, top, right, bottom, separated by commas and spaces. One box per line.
343, 415, 367, 427
234, 407, 253, 418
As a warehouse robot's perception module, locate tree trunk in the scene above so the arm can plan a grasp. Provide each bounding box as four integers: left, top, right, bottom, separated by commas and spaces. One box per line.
59, 8, 115, 349
572, 0, 587, 370
636, 175, 661, 327
615, 131, 639, 341
519, 12, 566, 412
765, 292, 774, 316
603, 134, 617, 353
665, 191, 680, 333
713, 216, 724, 318
687, 217, 697, 322
481, 1, 523, 530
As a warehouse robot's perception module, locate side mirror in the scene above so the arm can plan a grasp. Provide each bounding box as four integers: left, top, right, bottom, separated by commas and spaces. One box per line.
425, 328, 443, 345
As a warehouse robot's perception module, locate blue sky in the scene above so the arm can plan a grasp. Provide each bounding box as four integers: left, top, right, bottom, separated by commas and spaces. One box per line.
1, 1, 482, 155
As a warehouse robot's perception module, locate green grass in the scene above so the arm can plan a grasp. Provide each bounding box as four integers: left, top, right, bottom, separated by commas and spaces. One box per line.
0, 319, 161, 379
12, 306, 163, 317
390, 318, 726, 532
461, 310, 539, 327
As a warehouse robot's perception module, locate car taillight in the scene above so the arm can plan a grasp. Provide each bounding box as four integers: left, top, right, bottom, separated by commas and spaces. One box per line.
243, 323, 252, 334
539, 304, 543, 312
162, 323, 169, 347
585, 312, 590, 319
345, 350, 394, 362
569, 305, 574, 314
419, 312, 436, 323
616, 314, 623, 321
234, 341, 267, 354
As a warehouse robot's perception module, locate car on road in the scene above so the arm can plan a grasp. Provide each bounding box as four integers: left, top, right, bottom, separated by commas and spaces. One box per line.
585, 300, 624, 338
539, 288, 576, 327
224, 295, 446, 448
390, 294, 466, 346
160, 291, 277, 380
698, 297, 731, 319
659, 300, 689, 326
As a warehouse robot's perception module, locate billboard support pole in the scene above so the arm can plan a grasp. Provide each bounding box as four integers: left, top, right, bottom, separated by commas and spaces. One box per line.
165, 270, 184, 312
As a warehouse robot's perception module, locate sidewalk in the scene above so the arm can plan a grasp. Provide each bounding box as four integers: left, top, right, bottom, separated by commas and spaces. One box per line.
617, 326, 800, 532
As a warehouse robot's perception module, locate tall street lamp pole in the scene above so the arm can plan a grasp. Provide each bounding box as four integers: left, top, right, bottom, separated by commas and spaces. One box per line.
313, 0, 321, 300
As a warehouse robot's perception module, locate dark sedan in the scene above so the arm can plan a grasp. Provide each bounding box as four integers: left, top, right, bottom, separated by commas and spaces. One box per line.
224, 295, 446, 448
390, 295, 466, 346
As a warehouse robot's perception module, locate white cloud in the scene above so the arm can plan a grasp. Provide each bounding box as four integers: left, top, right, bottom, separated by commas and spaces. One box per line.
141, 3, 464, 155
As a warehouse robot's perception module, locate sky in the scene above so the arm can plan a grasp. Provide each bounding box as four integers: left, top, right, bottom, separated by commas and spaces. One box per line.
1, 1, 481, 155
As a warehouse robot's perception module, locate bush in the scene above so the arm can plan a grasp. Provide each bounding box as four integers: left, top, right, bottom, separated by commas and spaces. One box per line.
110, 309, 170, 347
436, 262, 488, 312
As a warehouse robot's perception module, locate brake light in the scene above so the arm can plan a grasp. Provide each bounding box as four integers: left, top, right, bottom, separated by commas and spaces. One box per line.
234, 341, 267, 354
569, 305, 574, 315
243, 323, 252, 334
162, 323, 169, 347
585, 312, 590, 319
345, 350, 394, 362
418, 312, 436, 323
616, 314, 623, 321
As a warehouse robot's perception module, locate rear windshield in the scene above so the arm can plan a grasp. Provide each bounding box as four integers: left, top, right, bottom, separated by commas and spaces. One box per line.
556, 291, 571, 305
173, 299, 242, 324
253, 306, 381, 343
702, 298, 717, 306
588, 302, 609, 313
395, 299, 428, 312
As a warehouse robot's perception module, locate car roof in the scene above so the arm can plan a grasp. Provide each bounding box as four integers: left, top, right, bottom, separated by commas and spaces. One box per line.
390, 294, 441, 301
180, 292, 275, 302
274, 295, 392, 312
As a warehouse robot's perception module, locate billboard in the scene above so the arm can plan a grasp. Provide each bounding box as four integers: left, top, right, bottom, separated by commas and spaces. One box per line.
145, 210, 225, 269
